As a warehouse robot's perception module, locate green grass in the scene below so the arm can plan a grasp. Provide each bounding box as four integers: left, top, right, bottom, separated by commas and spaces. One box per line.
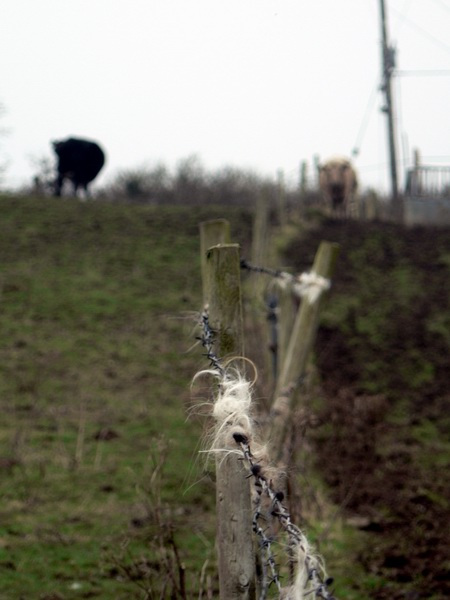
2, 198, 448, 599
0, 196, 254, 598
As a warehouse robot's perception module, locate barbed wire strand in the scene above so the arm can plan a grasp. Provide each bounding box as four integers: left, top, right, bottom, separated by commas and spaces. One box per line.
234, 432, 335, 600
196, 309, 336, 600
240, 258, 331, 304
196, 308, 225, 378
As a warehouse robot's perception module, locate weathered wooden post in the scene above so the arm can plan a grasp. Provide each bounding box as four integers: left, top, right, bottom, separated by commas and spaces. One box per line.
200, 219, 231, 301
269, 241, 340, 462
250, 191, 281, 391
203, 243, 256, 600
276, 280, 298, 376
251, 192, 269, 298
277, 169, 287, 227
252, 193, 268, 264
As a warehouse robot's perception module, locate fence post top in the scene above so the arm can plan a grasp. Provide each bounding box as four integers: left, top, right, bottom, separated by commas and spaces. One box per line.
206, 242, 240, 253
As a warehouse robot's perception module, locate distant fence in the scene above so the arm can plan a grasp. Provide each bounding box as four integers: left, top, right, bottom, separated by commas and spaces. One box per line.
403, 166, 450, 226
404, 166, 450, 198
195, 218, 339, 599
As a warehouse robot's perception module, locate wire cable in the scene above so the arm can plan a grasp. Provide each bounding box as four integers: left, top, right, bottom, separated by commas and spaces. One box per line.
390, 5, 450, 56
351, 82, 379, 157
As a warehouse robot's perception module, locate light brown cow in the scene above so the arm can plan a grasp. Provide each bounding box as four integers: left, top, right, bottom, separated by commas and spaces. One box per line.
318, 157, 358, 217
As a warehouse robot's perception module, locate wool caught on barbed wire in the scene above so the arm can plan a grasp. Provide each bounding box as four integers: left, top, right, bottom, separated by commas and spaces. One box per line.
193, 308, 336, 599
235, 429, 334, 600
193, 366, 333, 599
193, 367, 269, 467
278, 270, 331, 304
240, 258, 331, 305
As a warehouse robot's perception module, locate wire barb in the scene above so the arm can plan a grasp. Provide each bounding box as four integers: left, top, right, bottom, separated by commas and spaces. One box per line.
198, 308, 225, 377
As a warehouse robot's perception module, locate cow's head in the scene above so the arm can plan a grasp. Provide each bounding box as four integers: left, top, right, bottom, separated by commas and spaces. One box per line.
52, 140, 65, 156
320, 160, 351, 185
319, 159, 354, 208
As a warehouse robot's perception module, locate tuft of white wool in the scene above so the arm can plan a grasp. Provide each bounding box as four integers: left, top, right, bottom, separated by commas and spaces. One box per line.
275, 270, 330, 304
211, 374, 254, 450
292, 271, 331, 304
278, 271, 294, 285
192, 367, 258, 460
193, 369, 331, 597
213, 376, 251, 422
280, 540, 329, 600
290, 544, 311, 600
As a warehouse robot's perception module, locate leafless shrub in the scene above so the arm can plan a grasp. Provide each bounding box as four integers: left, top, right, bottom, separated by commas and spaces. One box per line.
99, 155, 301, 214
106, 439, 213, 599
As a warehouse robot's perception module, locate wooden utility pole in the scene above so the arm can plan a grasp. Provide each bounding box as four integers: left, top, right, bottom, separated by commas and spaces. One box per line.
379, 0, 400, 212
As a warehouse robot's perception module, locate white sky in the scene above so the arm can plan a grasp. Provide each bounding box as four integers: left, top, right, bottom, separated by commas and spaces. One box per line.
1, 0, 449, 193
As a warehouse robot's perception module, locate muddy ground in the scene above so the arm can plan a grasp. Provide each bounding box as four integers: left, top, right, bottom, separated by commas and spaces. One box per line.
283, 219, 450, 599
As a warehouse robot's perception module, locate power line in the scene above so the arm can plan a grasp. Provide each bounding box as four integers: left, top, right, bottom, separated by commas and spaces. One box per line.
390, 5, 450, 56
396, 69, 450, 76
420, 155, 450, 161
351, 81, 379, 157
391, 0, 414, 33
429, 0, 450, 15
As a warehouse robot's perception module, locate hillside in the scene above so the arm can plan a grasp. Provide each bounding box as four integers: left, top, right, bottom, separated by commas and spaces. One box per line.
0, 197, 448, 599
0, 197, 253, 599
283, 219, 450, 599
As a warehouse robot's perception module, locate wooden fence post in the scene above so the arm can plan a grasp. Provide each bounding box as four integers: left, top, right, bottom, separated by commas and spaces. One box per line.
203, 243, 255, 599
269, 241, 340, 462
199, 219, 231, 302
276, 280, 298, 377
250, 192, 282, 392
277, 169, 287, 227
250, 192, 270, 303
251, 193, 269, 270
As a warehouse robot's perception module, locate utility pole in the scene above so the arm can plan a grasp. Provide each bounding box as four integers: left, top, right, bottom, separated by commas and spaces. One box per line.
379, 0, 400, 213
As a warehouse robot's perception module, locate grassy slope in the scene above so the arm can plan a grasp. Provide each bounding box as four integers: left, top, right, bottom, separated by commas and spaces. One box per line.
1, 198, 449, 599
283, 218, 450, 600
0, 197, 254, 599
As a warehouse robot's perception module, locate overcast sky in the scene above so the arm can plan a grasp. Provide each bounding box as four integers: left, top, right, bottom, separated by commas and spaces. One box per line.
1, 0, 449, 193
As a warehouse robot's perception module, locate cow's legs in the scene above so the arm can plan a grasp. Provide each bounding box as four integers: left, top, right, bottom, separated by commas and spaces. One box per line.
54, 175, 64, 197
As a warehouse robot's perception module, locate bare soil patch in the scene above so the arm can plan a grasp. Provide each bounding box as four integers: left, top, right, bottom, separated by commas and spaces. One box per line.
283, 219, 450, 599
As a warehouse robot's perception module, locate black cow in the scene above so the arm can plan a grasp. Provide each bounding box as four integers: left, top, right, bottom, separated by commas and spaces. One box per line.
52, 137, 105, 196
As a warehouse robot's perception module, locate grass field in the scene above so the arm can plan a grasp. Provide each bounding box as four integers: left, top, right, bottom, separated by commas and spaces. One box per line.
0, 197, 256, 599
0, 196, 449, 599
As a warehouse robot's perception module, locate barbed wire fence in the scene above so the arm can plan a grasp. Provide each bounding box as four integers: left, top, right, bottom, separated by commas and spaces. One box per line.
195, 220, 340, 599
240, 258, 332, 384
196, 308, 335, 600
